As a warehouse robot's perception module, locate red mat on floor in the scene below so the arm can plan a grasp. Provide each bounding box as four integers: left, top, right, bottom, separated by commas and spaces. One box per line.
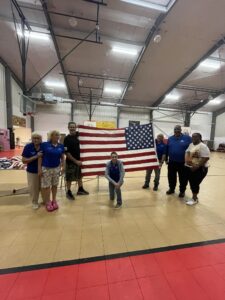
1, 242, 225, 299
0, 148, 23, 158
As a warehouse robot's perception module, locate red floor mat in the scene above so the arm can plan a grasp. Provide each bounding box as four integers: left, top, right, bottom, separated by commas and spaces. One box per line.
0, 148, 23, 158
1, 242, 225, 299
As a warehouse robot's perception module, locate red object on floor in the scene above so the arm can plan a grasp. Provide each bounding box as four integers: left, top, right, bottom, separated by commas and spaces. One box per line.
0, 148, 23, 158
1, 243, 225, 300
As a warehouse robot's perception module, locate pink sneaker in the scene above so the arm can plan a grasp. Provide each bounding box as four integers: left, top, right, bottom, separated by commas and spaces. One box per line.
52, 200, 59, 210
46, 201, 54, 212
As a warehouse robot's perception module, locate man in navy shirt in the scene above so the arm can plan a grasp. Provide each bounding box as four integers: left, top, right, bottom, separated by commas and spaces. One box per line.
142, 134, 167, 191
22, 132, 42, 209
166, 125, 192, 197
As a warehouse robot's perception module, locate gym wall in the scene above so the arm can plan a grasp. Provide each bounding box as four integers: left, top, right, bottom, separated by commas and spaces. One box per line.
0, 63, 7, 129
215, 113, 225, 150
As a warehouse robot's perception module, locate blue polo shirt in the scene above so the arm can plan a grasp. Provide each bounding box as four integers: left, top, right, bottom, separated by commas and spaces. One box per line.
156, 141, 167, 160
22, 143, 40, 174
41, 142, 64, 168
168, 134, 192, 163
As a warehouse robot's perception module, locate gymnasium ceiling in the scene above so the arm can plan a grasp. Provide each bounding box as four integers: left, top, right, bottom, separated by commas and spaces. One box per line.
0, 0, 225, 113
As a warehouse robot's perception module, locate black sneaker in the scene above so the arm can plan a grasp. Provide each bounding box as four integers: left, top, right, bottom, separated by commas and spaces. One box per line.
153, 185, 158, 191
166, 189, 175, 195
178, 192, 185, 198
142, 184, 149, 189
77, 187, 89, 195
66, 190, 75, 200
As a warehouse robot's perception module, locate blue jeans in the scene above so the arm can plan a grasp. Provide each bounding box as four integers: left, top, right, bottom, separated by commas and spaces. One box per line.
109, 182, 122, 205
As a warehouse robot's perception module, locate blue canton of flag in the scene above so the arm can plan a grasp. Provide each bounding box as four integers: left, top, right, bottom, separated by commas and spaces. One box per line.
125, 124, 155, 150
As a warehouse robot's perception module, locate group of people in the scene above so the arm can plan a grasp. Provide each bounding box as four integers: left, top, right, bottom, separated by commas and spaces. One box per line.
142, 125, 210, 206
22, 122, 210, 211
22, 122, 89, 212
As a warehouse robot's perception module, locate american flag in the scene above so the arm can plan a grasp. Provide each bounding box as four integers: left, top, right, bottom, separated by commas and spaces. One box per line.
79, 123, 159, 177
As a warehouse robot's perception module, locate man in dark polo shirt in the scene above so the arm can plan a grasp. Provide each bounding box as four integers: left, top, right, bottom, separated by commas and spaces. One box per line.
64, 122, 89, 200
166, 125, 192, 197
142, 133, 167, 191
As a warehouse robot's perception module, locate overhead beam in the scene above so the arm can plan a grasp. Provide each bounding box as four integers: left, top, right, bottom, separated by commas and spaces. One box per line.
0, 14, 143, 47
65, 71, 131, 83
40, 0, 73, 99
54, 33, 102, 44
27, 28, 96, 92
83, 0, 107, 5
18, 4, 98, 23
214, 105, 225, 117
190, 98, 212, 112
152, 36, 225, 107
11, 0, 31, 30
119, 0, 177, 103
177, 84, 222, 94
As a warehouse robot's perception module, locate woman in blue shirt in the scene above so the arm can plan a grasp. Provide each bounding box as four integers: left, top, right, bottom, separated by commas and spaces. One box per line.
38, 130, 65, 212
22, 132, 42, 209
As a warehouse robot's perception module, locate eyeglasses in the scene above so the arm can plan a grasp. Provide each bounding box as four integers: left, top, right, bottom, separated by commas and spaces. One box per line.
111, 156, 117, 158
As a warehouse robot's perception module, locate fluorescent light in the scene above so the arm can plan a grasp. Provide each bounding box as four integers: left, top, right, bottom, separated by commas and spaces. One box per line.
17, 30, 49, 41
199, 59, 221, 69
104, 87, 122, 94
208, 98, 223, 105
45, 81, 66, 89
112, 46, 138, 56
121, 0, 167, 12
164, 93, 180, 101
208, 99, 222, 105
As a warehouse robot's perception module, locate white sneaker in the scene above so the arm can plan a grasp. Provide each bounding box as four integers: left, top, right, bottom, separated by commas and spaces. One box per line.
186, 199, 198, 206
32, 203, 39, 210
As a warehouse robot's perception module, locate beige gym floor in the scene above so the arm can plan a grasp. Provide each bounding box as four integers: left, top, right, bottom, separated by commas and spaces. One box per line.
0, 152, 225, 270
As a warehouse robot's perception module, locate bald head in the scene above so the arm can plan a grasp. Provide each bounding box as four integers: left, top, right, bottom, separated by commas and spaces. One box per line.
174, 125, 182, 137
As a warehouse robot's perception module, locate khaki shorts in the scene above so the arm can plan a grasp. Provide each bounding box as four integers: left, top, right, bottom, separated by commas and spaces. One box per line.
41, 166, 61, 188
65, 163, 81, 182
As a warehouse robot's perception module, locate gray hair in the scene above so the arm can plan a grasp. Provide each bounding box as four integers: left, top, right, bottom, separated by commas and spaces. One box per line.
31, 132, 42, 138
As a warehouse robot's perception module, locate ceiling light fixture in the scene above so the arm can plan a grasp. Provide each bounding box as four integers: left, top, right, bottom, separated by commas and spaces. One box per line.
153, 34, 162, 43
121, 0, 167, 12
17, 30, 49, 41
68, 17, 78, 27
199, 59, 221, 69
104, 87, 122, 94
112, 46, 138, 56
164, 93, 180, 101
208, 99, 222, 105
45, 81, 66, 88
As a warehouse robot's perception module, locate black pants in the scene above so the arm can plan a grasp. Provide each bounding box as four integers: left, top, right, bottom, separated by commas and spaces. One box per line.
188, 167, 208, 194
168, 161, 188, 193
